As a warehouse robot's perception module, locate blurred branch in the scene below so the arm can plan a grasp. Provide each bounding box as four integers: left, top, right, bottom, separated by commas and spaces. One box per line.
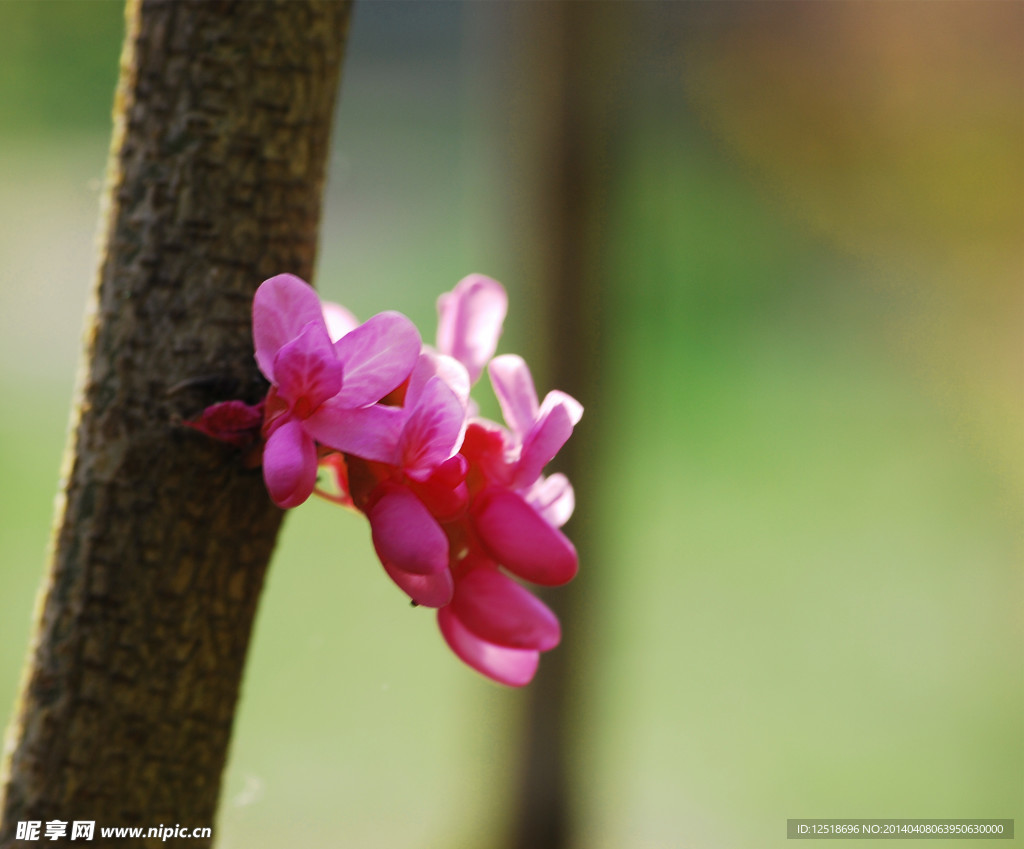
491, 3, 633, 848
0, 1, 350, 844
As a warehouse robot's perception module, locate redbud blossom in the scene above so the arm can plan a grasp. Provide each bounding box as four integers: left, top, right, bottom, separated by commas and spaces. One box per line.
252, 273, 420, 507
192, 272, 582, 686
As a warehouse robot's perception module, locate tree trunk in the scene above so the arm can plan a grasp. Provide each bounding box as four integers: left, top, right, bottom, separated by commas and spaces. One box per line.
0, 1, 350, 845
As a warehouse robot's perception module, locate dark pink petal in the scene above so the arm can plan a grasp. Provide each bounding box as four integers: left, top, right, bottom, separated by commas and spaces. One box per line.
408, 455, 468, 520
436, 274, 508, 384
473, 488, 578, 586
459, 420, 516, 489
322, 301, 359, 342
334, 311, 421, 408
253, 274, 326, 381
369, 487, 449, 576
452, 567, 561, 650
429, 453, 468, 490
262, 417, 318, 508
488, 354, 539, 438
304, 401, 404, 463
514, 403, 574, 488
271, 321, 344, 413
524, 473, 575, 528
382, 560, 454, 608
400, 376, 467, 480
185, 399, 264, 447
438, 606, 539, 687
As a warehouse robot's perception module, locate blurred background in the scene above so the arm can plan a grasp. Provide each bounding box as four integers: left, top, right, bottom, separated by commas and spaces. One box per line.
0, 2, 1020, 848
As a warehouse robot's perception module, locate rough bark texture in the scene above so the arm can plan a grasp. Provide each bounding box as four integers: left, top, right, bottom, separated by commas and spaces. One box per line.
0, 1, 350, 845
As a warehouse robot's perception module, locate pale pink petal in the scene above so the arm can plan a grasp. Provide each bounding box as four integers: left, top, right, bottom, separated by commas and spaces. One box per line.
322, 301, 359, 342
438, 606, 539, 687
513, 403, 575, 488
452, 567, 561, 650
304, 401, 404, 463
400, 376, 467, 480
436, 274, 508, 384
382, 561, 454, 608
369, 487, 449, 576
253, 274, 326, 381
524, 473, 575, 528
472, 488, 578, 586
333, 311, 421, 408
262, 417, 318, 508
488, 354, 539, 438
271, 321, 344, 411
406, 350, 471, 410
539, 389, 583, 426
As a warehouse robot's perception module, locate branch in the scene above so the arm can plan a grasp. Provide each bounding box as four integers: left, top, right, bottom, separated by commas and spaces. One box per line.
0, 1, 351, 843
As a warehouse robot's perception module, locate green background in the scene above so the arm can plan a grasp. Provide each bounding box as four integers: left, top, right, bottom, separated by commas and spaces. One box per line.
0, 3, 1020, 847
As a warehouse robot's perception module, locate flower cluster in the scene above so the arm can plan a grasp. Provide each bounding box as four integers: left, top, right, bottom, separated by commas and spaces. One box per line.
191, 273, 582, 686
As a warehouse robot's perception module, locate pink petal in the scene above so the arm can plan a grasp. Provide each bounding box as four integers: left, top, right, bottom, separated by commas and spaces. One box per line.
472, 488, 578, 586
185, 399, 264, 447
452, 567, 561, 650
408, 455, 468, 521
488, 354, 539, 438
322, 301, 359, 342
262, 417, 318, 508
253, 274, 326, 381
382, 561, 454, 608
524, 473, 575, 528
304, 401, 404, 463
400, 376, 467, 480
271, 321, 344, 412
539, 389, 583, 426
369, 487, 450, 576
459, 420, 516, 489
436, 274, 508, 384
438, 606, 539, 687
513, 402, 575, 488
334, 311, 421, 408
406, 350, 471, 410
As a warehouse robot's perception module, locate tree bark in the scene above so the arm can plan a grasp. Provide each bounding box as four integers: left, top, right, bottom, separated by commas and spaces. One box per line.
0, 1, 350, 845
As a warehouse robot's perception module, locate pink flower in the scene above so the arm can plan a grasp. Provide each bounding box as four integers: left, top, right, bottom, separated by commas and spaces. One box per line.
193, 270, 584, 688
452, 354, 582, 587
359, 337, 582, 683
423, 354, 582, 685
253, 273, 420, 508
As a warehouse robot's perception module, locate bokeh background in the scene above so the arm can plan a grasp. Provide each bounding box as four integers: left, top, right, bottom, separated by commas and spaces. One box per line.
1, 2, 1020, 848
